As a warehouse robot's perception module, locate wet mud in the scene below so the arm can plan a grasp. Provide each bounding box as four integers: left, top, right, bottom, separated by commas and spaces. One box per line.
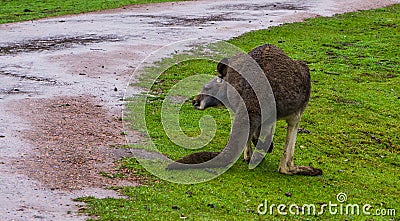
0, 70, 58, 84
212, 2, 309, 11
136, 13, 244, 27
0, 34, 123, 56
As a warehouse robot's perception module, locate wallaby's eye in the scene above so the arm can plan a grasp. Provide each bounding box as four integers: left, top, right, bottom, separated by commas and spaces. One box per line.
216, 77, 222, 83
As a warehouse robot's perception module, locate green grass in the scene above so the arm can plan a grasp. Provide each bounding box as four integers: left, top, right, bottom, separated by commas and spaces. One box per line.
77, 5, 400, 220
0, 0, 188, 24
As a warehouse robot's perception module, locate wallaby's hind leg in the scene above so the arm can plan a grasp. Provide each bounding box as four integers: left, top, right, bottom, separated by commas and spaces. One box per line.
278, 111, 322, 176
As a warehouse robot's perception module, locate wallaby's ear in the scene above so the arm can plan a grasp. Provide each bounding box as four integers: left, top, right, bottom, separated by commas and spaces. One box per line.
217, 58, 229, 78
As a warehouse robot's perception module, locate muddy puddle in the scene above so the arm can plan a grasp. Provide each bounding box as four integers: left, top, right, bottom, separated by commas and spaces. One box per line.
0, 70, 58, 84
0, 34, 124, 55
132, 13, 244, 27
211, 2, 309, 11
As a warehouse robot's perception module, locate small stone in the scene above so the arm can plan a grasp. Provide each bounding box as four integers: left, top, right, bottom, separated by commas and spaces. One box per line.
207, 203, 216, 208
298, 128, 311, 134
186, 190, 193, 196
114, 87, 118, 92
172, 205, 180, 210
338, 170, 345, 173
285, 192, 292, 197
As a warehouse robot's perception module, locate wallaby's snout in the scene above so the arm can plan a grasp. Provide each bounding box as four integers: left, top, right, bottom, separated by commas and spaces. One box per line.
192, 95, 202, 109
193, 77, 226, 110
192, 94, 221, 110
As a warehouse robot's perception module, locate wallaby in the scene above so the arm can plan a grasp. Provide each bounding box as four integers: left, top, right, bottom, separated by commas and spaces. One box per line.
168, 44, 322, 176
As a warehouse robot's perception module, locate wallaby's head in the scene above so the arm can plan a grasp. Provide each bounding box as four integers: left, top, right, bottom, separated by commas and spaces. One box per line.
192, 77, 226, 110
193, 58, 229, 110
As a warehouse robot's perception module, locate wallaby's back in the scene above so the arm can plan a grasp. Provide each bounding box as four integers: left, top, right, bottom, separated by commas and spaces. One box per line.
240, 44, 311, 119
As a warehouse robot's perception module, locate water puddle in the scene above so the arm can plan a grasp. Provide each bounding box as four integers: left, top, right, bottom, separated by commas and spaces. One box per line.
0, 34, 124, 55
130, 13, 244, 27
212, 2, 309, 11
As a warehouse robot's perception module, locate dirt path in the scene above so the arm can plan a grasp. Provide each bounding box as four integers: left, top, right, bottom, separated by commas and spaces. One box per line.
0, 0, 398, 220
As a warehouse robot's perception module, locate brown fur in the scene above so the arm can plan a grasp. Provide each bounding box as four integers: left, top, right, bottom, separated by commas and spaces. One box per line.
168, 44, 322, 176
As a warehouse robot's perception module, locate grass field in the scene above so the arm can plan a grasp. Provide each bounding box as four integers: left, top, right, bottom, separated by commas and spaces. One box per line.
0, 0, 186, 24
73, 4, 400, 221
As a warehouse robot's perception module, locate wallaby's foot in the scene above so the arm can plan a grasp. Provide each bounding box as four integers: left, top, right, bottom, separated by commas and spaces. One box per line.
279, 165, 322, 176
243, 143, 253, 163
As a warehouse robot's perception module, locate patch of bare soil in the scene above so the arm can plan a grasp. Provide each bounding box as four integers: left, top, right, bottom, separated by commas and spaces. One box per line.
14, 96, 138, 191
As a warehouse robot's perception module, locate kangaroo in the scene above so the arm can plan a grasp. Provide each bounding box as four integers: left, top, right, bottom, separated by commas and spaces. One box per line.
168, 44, 322, 176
